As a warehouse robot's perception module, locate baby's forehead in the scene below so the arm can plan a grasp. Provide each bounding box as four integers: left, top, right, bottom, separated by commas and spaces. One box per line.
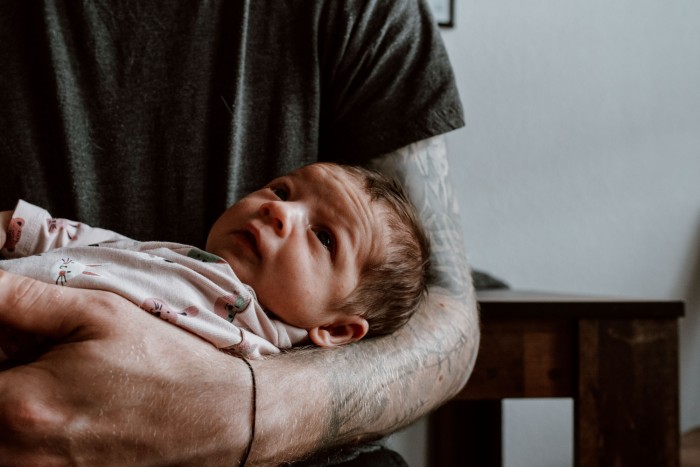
291, 164, 366, 196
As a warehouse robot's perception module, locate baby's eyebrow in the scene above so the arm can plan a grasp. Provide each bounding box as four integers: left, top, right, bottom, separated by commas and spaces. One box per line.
286, 171, 304, 183
269, 174, 290, 184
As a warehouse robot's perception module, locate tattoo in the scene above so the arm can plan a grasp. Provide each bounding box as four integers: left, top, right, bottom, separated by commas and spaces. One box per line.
366, 135, 473, 300
303, 136, 480, 455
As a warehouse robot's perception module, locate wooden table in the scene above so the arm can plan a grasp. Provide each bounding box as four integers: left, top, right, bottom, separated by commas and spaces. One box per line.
429, 290, 684, 467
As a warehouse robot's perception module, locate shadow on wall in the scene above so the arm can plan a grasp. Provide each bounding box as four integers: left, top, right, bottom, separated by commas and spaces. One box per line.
472, 269, 509, 291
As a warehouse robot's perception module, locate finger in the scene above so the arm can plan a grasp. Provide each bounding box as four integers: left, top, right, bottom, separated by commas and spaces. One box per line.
0, 270, 92, 339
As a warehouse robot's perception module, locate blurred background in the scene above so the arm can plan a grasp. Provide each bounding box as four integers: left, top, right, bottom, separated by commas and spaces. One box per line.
390, 1, 700, 465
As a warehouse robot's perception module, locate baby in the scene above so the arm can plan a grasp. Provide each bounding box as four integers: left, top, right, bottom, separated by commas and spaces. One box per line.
0, 163, 431, 359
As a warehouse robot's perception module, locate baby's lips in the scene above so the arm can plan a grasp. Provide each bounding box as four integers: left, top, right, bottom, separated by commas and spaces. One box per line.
242, 224, 263, 259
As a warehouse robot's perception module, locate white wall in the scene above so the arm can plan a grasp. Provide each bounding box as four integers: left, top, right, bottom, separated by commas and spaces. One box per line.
392, 1, 700, 465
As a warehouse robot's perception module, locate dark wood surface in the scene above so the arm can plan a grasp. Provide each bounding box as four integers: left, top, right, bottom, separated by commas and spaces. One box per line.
477, 289, 684, 319
429, 290, 683, 467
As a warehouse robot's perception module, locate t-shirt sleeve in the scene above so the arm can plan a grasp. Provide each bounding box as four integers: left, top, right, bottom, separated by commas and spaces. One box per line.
318, 0, 464, 163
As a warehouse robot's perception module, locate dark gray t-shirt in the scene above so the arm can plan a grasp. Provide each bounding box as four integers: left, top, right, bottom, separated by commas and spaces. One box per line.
1, 0, 464, 247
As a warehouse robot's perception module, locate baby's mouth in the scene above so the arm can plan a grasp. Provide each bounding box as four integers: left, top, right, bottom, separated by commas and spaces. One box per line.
240, 229, 261, 259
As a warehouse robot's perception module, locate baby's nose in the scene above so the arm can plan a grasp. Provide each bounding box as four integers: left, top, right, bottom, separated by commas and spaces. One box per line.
260, 201, 299, 235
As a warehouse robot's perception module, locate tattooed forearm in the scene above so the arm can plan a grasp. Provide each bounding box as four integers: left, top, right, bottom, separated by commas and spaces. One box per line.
368, 135, 479, 392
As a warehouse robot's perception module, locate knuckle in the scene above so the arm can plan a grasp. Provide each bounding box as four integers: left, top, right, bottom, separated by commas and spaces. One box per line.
0, 271, 51, 309
0, 393, 66, 436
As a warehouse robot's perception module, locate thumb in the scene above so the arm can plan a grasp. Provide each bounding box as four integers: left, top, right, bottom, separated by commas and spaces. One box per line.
0, 270, 96, 339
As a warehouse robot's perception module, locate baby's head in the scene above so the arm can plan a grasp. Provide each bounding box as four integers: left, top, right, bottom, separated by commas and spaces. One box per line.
206, 162, 430, 347
327, 164, 432, 338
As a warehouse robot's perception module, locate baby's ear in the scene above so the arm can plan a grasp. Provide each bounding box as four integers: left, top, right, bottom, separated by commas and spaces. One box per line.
309, 316, 369, 347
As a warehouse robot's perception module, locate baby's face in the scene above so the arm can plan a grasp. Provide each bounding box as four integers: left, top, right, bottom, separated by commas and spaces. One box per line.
206, 164, 384, 331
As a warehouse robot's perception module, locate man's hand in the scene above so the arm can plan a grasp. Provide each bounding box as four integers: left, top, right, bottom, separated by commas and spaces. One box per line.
0, 270, 252, 466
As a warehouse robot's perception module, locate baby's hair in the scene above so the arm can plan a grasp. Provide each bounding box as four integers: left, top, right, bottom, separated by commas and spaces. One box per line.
326, 163, 432, 337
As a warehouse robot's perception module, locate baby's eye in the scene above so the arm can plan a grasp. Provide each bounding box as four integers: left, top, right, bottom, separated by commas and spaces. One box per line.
315, 229, 335, 252
269, 185, 289, 201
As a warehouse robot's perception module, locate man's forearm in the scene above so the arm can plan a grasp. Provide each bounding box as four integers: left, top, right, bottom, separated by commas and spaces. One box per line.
248, 136, 479, 464
360, 134, 479, 419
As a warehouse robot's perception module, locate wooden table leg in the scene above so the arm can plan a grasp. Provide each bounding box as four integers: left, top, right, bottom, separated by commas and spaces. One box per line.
576, 319, 680, 467
429, 400, 502, 467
